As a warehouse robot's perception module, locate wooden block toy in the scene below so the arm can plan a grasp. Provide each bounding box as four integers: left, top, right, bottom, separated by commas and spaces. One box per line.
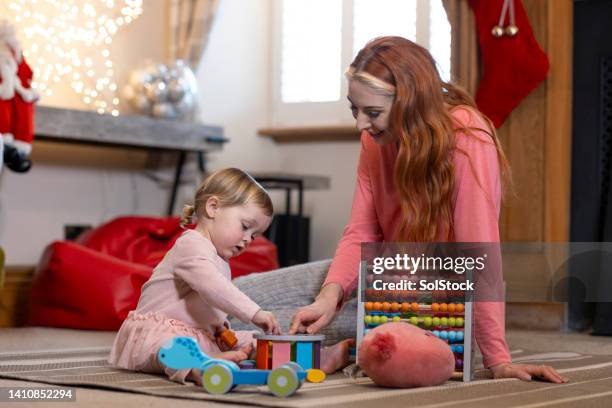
272, 341, 291, 368
296, 341, 313, 370
216, 326, 238, 349
254, 333, 325, 372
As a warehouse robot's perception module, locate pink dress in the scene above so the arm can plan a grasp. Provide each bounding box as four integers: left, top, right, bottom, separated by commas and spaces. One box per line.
109, 229, 261, 382
324, 107, 512, 368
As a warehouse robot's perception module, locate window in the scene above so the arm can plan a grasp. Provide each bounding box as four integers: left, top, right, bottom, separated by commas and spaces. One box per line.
270, 0, 451, 127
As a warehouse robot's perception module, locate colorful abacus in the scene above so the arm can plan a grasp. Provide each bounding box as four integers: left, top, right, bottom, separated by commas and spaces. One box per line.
254, 334, 325, 371
357, 263, 474, 382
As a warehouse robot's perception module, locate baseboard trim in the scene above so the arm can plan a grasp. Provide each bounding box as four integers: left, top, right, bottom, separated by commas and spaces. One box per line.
506, 302, 566, 331
0, 266, 35, 328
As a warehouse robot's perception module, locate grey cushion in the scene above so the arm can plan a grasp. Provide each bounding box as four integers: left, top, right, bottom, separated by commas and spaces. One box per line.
229, 259, 357, 346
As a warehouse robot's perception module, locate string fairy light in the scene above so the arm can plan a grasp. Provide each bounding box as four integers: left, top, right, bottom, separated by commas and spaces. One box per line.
1, 0, 143, 116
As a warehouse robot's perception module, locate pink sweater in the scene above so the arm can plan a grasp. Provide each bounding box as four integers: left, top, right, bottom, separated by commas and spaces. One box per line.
135, 229, 261, 332
324, 107, 511, 368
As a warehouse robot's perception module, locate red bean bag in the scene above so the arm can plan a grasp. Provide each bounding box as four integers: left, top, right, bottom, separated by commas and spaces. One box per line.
29, 216, 279, 330
29, 241, 152, 330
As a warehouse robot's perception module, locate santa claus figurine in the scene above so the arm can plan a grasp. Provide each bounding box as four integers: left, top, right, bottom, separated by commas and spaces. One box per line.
0, 20, 39, 173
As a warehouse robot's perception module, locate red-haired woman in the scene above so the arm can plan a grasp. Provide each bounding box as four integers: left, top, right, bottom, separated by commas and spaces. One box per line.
290, 36, 566, 383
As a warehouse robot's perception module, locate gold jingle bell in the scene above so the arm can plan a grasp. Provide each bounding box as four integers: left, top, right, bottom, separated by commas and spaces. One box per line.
491, 25, 504, 37
505, 25, 519, 36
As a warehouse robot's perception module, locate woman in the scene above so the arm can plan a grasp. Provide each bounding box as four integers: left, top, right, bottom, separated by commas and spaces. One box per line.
289, 36, 566, 383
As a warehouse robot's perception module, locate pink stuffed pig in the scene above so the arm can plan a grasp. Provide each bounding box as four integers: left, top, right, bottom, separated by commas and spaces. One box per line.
358, 322, 455, 387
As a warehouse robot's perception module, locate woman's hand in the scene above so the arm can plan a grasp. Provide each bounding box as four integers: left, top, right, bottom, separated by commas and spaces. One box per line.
252, 310, 281, 334
289, 283, 343, 334
490, 362, 568, 383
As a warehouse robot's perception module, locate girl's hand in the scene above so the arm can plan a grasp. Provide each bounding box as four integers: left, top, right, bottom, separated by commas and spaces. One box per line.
252, 310, 281, 334
490, 362, 568, 384
289, 284, 342, 334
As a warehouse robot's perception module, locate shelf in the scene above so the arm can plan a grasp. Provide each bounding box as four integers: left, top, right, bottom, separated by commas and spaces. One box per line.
258, 125, 360, 143
35, 106, 226, 152
251, 172, 330, 190
32, 105, 227, 215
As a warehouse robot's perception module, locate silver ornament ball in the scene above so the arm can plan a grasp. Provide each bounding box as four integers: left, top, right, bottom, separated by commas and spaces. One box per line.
505, 25, 519, 37
491, 25, 504, 37
124, 59, 197, 120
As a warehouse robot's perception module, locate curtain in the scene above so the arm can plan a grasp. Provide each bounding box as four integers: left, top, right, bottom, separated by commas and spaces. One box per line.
167, 0, 221, 70
442, 0, 479, 96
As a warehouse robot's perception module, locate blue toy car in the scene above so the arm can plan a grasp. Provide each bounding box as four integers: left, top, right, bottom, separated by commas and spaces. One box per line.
158, 336, 308, 397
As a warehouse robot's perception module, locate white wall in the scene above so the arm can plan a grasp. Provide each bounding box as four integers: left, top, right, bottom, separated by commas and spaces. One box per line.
277, 142, 359, 260
0, 0, 357, 265
198, 0, 359, 261
0, 2, 170, 264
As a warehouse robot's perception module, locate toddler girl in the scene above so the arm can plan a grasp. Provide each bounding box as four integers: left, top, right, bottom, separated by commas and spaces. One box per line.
109, 168, 280, 382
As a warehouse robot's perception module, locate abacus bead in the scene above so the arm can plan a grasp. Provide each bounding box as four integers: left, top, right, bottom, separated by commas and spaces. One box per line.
410, 316, 419, 325
382, 302, 391, 312
380, 315, 388, 324
373, 302, 382, 311
364, 315, 372, 324
440, 317, 449, 326
456, 359, 463, 369
433, 317, 441, 326
456, 317, 464, 327
457, 331, 464, 341
401, 302, 410, 313
365, 302, 373, 311
392, 315, 401, 322
440, 303, 448, 312
423, 316, 433, 327
449, 317, 456, 327
448, 331, 457, 341
448, 303, 456, 313
391, 302, 400, 312
411, 302, 419, 311
432, 303, 440, 312
457, 345, 464, 354
372, 316, 381, 324
440, 331, 449, 340
457, 304, 465, 313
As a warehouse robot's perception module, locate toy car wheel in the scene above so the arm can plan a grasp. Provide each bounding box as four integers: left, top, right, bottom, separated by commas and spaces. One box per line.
282, 362, 303, 373
268, 366, 300, 397
281, 362, 305, 386
203, 364, 234, 394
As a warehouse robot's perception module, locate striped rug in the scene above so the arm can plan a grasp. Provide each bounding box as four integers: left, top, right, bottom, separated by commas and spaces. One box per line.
1, 348, 612, 407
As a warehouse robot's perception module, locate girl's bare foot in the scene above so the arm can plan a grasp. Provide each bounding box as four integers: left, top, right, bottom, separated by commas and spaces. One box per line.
189, 368, 203, 386
321, 338, 355, 374
212, 343, 253, 363
187, 343, 253, 386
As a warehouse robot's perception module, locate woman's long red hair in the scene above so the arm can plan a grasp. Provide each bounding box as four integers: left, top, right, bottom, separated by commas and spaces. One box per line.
350, 36, 511, 242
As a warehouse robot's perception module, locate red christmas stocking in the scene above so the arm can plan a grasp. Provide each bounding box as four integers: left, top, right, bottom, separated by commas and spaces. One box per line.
469, 0, 549, 128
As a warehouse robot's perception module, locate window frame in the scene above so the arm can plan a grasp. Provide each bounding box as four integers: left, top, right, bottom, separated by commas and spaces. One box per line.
270, 0, 440, 128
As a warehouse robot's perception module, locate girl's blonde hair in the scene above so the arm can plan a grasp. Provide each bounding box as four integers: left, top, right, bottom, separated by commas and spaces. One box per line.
181, 168, 273, 227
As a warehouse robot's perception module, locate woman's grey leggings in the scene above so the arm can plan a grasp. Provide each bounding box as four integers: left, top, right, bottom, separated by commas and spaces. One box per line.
230, 259, 357, 346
